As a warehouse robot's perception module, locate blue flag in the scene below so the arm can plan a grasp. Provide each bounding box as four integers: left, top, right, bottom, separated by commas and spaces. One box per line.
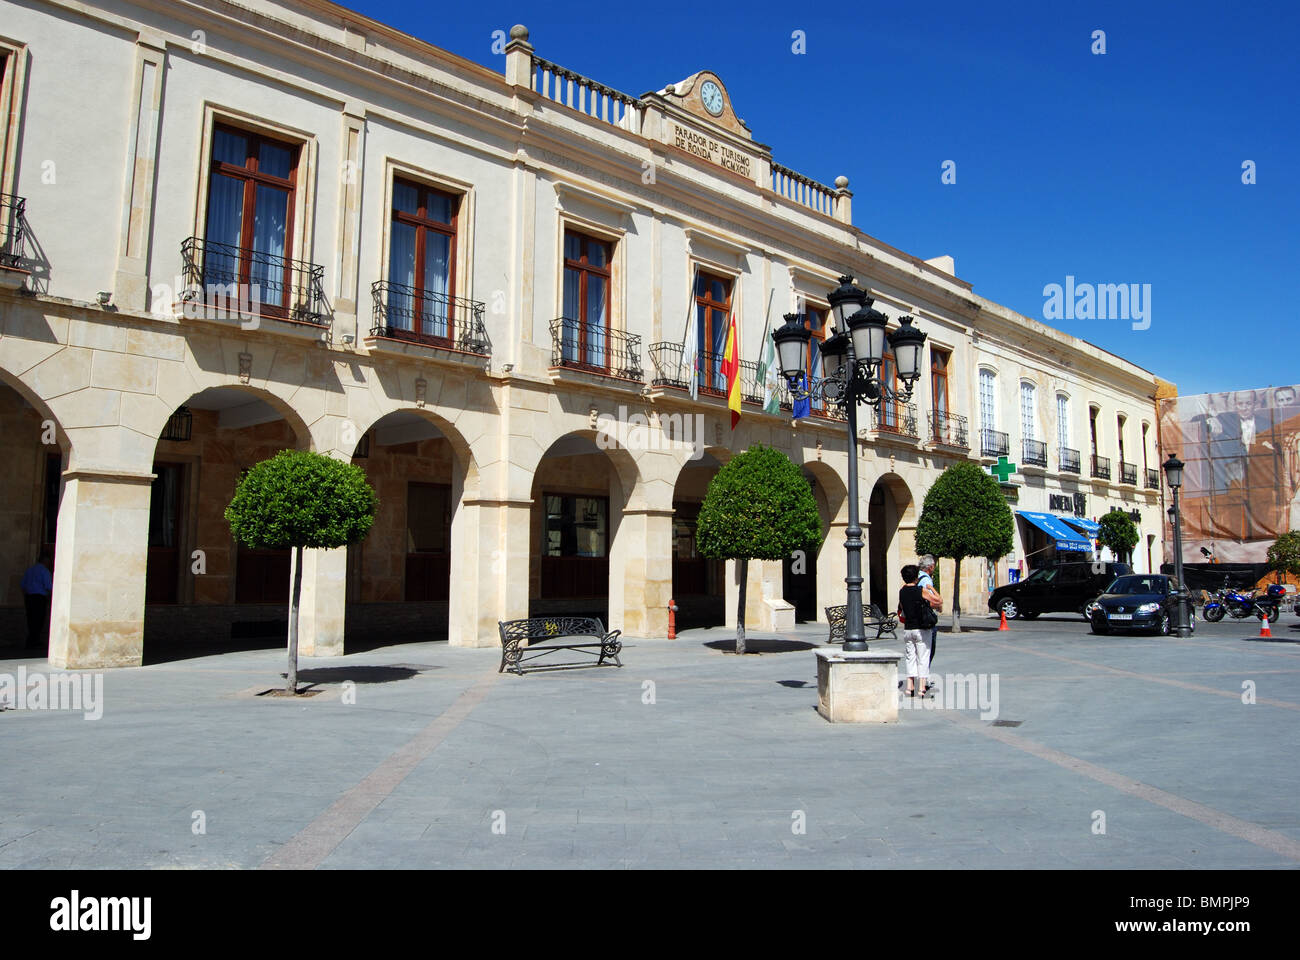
792, 373, 811, 421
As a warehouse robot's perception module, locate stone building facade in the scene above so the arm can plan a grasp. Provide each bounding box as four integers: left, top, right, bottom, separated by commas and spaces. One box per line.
0, 0, 1167, 668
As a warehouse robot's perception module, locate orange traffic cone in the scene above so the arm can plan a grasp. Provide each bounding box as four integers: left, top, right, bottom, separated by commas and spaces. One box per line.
999, 610, 1009, 631
1260, 615, 1272, 638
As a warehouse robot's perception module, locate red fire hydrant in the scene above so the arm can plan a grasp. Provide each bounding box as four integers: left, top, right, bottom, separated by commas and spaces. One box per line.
668, 599, 678, 640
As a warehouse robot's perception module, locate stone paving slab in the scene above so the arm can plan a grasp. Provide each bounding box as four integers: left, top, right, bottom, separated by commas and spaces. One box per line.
1, 614, 1298, 868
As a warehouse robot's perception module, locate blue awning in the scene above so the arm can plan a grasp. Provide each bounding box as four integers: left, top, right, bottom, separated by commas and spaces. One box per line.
1062, 516, 1100, 537
1016, 511, 1093, 551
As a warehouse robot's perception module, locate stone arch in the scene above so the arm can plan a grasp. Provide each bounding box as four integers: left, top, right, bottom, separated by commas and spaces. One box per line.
668, 446, 733, 629
0, 369, 69, 651
797, 459, 850, 619
341, 406, 483, 647
867, 471, 918, 613
529, 429, 647, 633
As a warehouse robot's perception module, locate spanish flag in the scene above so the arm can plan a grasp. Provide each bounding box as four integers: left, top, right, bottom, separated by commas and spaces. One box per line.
720, 310, 742, 429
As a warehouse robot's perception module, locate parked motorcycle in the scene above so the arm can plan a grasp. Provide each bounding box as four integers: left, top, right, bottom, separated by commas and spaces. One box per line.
1201, 578, 1283, 623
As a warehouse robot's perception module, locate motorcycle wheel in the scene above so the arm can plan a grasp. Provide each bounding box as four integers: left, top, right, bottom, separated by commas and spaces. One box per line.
1257, 605, 1278, 622
1204, 605, 1225, 623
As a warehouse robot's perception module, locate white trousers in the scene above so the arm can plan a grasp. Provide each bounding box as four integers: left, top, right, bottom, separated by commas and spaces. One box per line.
902, 628, 931, 679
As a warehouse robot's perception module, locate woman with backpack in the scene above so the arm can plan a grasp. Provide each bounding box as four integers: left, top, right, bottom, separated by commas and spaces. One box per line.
898, 564, 937, 698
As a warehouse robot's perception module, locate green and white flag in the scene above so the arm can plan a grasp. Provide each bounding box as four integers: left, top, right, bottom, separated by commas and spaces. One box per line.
758, 328, 781, 414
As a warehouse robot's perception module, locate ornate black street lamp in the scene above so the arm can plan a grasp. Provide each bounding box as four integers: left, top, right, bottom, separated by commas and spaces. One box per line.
773, 275, 927, 652
1163, 453, 1192, 637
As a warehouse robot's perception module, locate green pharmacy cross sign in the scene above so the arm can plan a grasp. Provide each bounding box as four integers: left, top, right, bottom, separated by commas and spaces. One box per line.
989, 456, 1018, 483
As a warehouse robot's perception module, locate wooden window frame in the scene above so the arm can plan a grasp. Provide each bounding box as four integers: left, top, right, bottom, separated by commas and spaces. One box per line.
694, 271, 733, 395
563, 230, 614, 371
205, 122, 301, 317
391, 177, 460, 347
931, 347, 951, 429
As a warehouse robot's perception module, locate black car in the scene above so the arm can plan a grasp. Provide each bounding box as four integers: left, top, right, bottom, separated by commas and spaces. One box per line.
987, 562, 1131, 620
1087, 574, 1192, 635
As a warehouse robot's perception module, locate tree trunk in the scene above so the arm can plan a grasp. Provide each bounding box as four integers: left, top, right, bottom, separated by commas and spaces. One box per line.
952, 556, 963, 633
736, 557, 748, 655
287, 545, 303, 695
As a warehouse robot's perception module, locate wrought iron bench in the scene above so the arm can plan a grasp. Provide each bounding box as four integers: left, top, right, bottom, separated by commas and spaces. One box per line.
825, 603, 898, 643
497, 617, 623, 676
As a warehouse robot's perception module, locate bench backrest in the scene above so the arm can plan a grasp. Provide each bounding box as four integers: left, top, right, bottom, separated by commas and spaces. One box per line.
499, 616, 606, 643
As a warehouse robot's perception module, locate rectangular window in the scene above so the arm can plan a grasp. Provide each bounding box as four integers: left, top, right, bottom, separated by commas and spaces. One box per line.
204, 124, 300, 316
804, 305, 827, 411
1057, 395, 1070, 451
562, 231, 612, 370
387, 179, 459, 346
405, 482, 450, 601
1090, 408, 1099, 457
1021, 382, 1037, 441
931, 349, 950, 421
979, 369, 996, 432
1142, 423, 1149, 471
1117, 414, 1127, 462
694, 271, 733, 394
880, 346, 899, 427
544, 494, 608, 558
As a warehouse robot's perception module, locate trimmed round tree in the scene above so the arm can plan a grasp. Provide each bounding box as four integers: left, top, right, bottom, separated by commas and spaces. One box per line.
1267, 531, 1300, 580
696, 444, 822, 654
1097, 509, 1139, 564
914, 462, 1014, 632
226, 450, 378, 694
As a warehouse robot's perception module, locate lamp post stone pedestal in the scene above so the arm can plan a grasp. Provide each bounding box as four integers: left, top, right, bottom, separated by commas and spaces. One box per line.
815, 648, 904, 723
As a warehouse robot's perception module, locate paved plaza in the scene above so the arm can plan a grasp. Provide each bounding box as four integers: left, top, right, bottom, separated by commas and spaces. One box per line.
2, 614, 1298, 870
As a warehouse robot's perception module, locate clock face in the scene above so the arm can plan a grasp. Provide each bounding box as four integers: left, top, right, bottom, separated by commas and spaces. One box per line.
700, 80, 724, 116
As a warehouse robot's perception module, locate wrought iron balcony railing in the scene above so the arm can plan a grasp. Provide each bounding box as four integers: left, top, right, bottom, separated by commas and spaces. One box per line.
181, 237, 327, 325
779, 378, 846, 421
1091, 454, 1112, 480
551, 317, 642, 380
370, 281, 491, 356
648, 342, 764, 404
1145, 467, 1161, 490
1059, 447, 1082, 474
0, 194, 27, 269
1120, 461, 1138, 485
1022, 438, 1048, 467
929, 411, 969, 448
872, 401, 918, 438
980, 428, 1010, 458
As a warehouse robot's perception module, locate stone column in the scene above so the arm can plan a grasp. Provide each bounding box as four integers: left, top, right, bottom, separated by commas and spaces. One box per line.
296, 546, 347, 657
449, 498, 531, 647
332, 105, 367, 342
611, 507, 673, 637
48, 470, 152, 669
818, 519, 849, 615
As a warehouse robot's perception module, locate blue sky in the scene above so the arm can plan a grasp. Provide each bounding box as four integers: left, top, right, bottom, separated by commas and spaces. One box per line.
349, 0, 1297, 397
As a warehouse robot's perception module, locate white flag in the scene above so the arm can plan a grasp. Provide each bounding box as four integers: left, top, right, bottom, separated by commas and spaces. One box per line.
682, 271, 700, 401
758, 328, 780, 414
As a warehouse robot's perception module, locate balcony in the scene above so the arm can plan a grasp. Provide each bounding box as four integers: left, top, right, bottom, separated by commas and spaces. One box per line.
929, 411, 969, 449
781, 378, 847, 422
1022, 438, 1048, 468
980, 429, 1010, 458
648, 342, 763, 404
0, 194, 29, 288
181, 237, 327, 328
550, 317, 643, 381
1145, 467, 1161, 490
368, 281, 491, 357
1091, 455, 1112, 480
870, 401, 919, 439
1059, 447, 1082, 474
1120, 461, 1138, 485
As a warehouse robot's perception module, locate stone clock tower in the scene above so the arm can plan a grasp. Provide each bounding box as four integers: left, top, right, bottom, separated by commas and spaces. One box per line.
641, 71, 771, 188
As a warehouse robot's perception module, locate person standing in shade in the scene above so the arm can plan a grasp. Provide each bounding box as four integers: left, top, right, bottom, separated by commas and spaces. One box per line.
917, 554, 943, 679
21, 546, 53, 651
898, 564, 932, 698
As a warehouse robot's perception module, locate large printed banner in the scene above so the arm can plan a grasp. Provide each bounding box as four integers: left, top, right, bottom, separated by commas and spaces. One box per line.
1158, 385, 1300, 562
